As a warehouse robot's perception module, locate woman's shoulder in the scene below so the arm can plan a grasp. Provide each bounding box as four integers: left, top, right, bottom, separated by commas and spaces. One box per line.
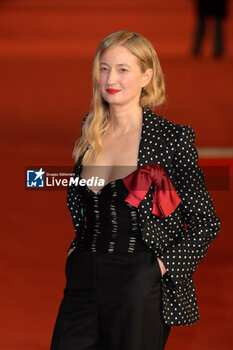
146, 107, 192, 140
146, 107, 186, 131
146, 107, 196, 145
80, 107, 195, 138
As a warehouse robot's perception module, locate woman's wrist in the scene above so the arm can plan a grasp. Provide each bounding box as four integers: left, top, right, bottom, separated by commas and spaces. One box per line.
157, 257, 167, 276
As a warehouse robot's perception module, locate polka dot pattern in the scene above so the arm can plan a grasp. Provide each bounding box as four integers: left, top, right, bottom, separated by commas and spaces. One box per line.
67, 107, 221, 327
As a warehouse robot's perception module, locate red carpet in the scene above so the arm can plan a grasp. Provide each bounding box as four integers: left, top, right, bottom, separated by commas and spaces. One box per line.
0, 1, 232, 349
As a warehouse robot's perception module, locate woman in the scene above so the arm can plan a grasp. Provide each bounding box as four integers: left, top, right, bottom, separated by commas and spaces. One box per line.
50, 30, 221, 350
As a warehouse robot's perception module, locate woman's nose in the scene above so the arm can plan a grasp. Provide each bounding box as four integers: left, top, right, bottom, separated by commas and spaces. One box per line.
107, 69, 117, 85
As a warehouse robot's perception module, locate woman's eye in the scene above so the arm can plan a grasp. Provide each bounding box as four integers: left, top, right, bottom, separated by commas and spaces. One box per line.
100, 67, 127, 73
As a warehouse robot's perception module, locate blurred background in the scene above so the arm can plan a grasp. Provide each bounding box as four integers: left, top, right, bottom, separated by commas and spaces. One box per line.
0, 0, 232, 349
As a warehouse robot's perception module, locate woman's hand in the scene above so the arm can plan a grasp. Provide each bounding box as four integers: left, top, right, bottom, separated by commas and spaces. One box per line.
67, 247, 76, 257
157, 257, 167, 277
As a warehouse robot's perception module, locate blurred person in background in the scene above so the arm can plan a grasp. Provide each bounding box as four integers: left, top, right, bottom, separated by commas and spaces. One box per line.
192, 0, 228, 57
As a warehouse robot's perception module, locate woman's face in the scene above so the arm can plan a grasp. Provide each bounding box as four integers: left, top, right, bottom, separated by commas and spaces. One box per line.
98, 45, 152, 107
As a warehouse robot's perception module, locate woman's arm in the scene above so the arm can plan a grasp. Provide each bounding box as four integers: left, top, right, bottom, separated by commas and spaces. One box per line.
158, 125, 221, 283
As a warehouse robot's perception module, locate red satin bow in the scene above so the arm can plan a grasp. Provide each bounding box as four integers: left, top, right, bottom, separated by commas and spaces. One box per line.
122, 164, 181, 217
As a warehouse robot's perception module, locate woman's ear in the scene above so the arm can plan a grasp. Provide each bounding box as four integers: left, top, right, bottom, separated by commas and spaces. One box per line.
142, 68, 153, 87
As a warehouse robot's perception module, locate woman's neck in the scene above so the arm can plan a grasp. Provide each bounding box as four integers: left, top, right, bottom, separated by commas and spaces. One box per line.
108, 104, 143, 136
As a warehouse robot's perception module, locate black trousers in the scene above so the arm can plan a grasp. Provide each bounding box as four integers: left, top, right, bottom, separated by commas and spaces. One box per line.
50, 249, 171, 350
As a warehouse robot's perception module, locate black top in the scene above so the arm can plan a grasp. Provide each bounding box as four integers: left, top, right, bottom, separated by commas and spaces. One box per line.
67, 177, 149, 254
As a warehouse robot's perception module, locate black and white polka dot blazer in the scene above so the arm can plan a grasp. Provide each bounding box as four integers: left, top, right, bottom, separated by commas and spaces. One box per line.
67, 106, 221, 326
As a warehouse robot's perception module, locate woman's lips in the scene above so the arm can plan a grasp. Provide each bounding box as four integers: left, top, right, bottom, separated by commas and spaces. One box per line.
106, 88, 121, 94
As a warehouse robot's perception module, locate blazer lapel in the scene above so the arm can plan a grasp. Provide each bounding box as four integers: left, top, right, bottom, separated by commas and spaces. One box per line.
136, 107, 171, 228
137, 107, 167, 168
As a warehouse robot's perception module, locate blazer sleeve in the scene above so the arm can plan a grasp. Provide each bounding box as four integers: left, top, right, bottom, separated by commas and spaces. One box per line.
66, 192, 84, 253
66, 113, 89, 253
159, 125, 221, 284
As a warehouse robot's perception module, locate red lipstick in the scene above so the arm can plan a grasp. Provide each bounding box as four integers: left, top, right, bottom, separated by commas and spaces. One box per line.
106, 88, 121, 94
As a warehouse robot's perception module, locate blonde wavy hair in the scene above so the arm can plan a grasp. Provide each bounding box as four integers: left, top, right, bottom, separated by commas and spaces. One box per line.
73, 30, 166, 164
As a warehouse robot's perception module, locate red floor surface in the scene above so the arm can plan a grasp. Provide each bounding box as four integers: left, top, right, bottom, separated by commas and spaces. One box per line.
0, 1, 233, 349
